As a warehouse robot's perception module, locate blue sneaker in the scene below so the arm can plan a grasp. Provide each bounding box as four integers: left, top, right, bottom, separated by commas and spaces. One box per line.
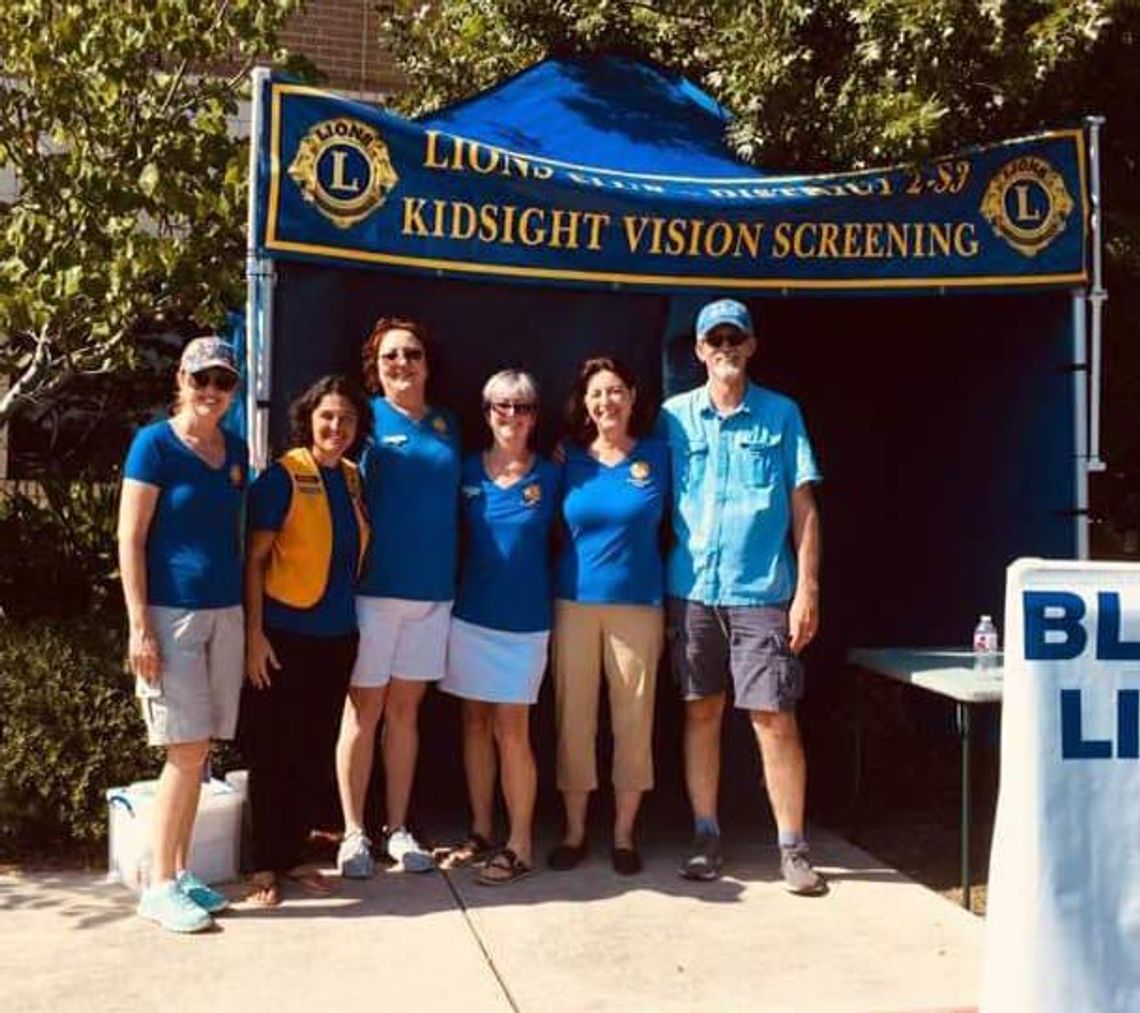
337, 829, 375, 879
176, 870, 230, 913
138, 880, 213, 933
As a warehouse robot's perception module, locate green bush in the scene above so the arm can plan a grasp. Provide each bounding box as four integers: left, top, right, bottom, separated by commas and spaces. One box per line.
0, 617, 160, 857
0, 474, 121, 619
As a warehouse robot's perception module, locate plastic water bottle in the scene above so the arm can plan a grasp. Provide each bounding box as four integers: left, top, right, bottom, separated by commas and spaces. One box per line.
973, 614, 999, 669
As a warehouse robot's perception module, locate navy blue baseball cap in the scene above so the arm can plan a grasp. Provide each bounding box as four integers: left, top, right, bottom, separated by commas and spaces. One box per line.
695, 299, 753, 340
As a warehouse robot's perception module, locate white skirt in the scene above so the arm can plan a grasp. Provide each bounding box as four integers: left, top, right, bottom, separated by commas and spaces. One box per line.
441, 617, 550, 704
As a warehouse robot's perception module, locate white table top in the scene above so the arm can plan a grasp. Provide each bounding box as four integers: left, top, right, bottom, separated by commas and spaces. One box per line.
846, 647, 1004, 704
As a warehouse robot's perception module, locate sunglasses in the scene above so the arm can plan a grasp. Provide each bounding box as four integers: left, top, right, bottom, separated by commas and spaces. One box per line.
701, 330, 750, 350
485, 401, 538, 418
381, 347, 424, 363
188, 368, 238, 392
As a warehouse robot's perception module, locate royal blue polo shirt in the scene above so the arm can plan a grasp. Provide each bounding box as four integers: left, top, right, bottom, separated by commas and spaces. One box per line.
555, 438, 669, 605
656, 382, 820, 607
123, 420, 246, 609
248, 462, 360, 637
454, 454, 560, 633
357, 397, 461, 602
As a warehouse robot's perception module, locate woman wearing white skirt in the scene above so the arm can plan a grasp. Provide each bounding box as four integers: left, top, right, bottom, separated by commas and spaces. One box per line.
440, 370, 558, 884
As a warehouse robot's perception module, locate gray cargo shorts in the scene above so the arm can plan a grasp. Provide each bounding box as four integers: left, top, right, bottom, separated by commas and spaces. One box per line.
665, 597, 804, 712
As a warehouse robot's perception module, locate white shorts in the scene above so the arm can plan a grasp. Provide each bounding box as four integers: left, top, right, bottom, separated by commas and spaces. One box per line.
139, 605, 244, 746
351, 596, 452, 688
441, 617, 550, 705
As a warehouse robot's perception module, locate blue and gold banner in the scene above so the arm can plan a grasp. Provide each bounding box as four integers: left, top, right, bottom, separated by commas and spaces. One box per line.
257, 77, 1089, 291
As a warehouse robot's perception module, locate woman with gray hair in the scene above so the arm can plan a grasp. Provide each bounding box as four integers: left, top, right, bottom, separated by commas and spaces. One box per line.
439, 369, 559, 884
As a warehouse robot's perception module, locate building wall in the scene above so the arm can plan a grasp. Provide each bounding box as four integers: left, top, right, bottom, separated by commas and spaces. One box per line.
280, 0, 401, 99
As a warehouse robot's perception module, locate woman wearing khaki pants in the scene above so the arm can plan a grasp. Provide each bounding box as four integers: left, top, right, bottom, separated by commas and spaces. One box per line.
549, 356, 670, 876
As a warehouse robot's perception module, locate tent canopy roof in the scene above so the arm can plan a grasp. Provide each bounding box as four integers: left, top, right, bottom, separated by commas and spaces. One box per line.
419, 55, 761, 179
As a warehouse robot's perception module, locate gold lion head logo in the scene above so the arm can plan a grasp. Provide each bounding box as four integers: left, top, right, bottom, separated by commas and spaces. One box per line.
288, 118, 399, 229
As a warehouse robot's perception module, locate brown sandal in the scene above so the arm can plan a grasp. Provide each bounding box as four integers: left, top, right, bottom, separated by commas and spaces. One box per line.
440, 832, 494, 870
477, 847, 533, 886
283, 865, 334, 896
245, 872, 281, 908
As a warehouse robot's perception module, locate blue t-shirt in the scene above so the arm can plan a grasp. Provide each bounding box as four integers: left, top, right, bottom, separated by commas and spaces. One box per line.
248, 462, 360, 637
123, 420, 246, 609
555, 438, 670, 605
357, 397, 461, 601
454, 454, 560, 633
656, 382, 821, 606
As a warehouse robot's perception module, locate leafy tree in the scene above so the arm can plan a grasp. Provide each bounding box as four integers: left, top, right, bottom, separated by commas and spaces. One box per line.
0, 0, 309, 426
383, 0, 1140, 479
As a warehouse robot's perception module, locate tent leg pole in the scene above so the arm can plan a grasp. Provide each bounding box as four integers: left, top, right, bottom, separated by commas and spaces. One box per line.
1071, 290, 1089, 560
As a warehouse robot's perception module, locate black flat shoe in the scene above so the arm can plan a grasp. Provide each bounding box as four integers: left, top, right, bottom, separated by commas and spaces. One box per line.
611, 846, 642, 876
547, 841, 589, 871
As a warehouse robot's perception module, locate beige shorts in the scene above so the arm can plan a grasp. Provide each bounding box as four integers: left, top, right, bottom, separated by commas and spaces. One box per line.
138, 605, 244, 747
351, 596, 452, 688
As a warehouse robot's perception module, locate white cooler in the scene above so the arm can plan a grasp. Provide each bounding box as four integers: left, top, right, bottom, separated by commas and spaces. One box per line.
106, 778, 243, 891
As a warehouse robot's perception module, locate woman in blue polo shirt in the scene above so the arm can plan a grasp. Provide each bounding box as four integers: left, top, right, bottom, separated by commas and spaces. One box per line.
335, 317, 462, 878
118, 336, 246, 933
243, 374, 370, 907
549, 356, 669, 876
439, 370, 558, 885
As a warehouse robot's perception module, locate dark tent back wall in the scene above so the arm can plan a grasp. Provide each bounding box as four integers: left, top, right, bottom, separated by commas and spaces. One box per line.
249, 56, 1099, 824
272, 267, 1076, 654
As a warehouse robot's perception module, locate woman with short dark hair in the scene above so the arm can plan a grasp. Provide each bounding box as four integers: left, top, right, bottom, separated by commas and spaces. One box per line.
243, 374, 371, 906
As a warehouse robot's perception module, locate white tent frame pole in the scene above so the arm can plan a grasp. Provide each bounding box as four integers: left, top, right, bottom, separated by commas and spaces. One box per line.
245, 66, 275, 473
1085, 115, 1107, 473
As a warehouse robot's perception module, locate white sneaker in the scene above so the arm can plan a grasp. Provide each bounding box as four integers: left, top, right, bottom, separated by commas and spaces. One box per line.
337, 830, 375, 879
385, 826, 434, 873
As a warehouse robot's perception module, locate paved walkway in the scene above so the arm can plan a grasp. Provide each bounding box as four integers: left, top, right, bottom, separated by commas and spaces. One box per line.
1, 829, 981, 1012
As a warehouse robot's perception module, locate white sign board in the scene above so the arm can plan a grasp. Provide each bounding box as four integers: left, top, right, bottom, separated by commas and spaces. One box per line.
982, 559, 1140, 1012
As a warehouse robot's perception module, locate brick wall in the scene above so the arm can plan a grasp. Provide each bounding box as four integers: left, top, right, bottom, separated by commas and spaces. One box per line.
280, 0, 402, 97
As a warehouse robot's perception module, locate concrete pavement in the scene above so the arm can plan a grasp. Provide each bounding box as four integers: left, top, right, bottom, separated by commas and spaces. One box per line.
0, 828, 982, 1012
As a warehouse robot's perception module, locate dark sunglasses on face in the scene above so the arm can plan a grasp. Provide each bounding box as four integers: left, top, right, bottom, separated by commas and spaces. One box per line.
189, 368, 238, 392
485, 401, 538, 418
701, 330, 750, 350
381, 347, 424, 363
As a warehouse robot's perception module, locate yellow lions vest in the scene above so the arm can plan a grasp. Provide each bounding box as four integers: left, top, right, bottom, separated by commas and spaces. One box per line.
264, 447, 370, 609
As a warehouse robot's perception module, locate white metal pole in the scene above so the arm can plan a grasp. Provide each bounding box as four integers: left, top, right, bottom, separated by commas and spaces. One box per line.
245, 66, 274, 472
1085, 115, 1107, 473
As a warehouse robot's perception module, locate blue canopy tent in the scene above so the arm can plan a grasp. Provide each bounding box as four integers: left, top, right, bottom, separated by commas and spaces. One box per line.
246, 57, 1106, 814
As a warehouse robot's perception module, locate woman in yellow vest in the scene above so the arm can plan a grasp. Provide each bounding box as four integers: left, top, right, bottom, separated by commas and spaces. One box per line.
242, 374, 371, 907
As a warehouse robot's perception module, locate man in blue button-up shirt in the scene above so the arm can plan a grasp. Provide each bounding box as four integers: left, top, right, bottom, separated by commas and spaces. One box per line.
658, 298, 825, 895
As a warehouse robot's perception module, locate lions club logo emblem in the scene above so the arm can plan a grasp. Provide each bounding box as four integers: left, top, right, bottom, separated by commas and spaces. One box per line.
629, 460, 651, 486
980, 156, 1074, 257
521, 483, 542, 507
288, 118, 399, 229
432, 416, 449, 435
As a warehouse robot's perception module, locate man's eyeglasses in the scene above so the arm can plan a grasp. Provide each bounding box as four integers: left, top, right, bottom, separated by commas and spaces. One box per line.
188, 368, 238, 392
381, 347, 425, 363
485, 401, 538, 418
700, 330, 750, 350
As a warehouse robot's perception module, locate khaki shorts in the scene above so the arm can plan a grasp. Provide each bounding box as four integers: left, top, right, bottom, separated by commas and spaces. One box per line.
138, 605, 245, 746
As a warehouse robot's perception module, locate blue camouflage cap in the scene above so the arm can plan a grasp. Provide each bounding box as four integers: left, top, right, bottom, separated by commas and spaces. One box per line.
695, 299, 753, 340
180, 336, 239, 375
